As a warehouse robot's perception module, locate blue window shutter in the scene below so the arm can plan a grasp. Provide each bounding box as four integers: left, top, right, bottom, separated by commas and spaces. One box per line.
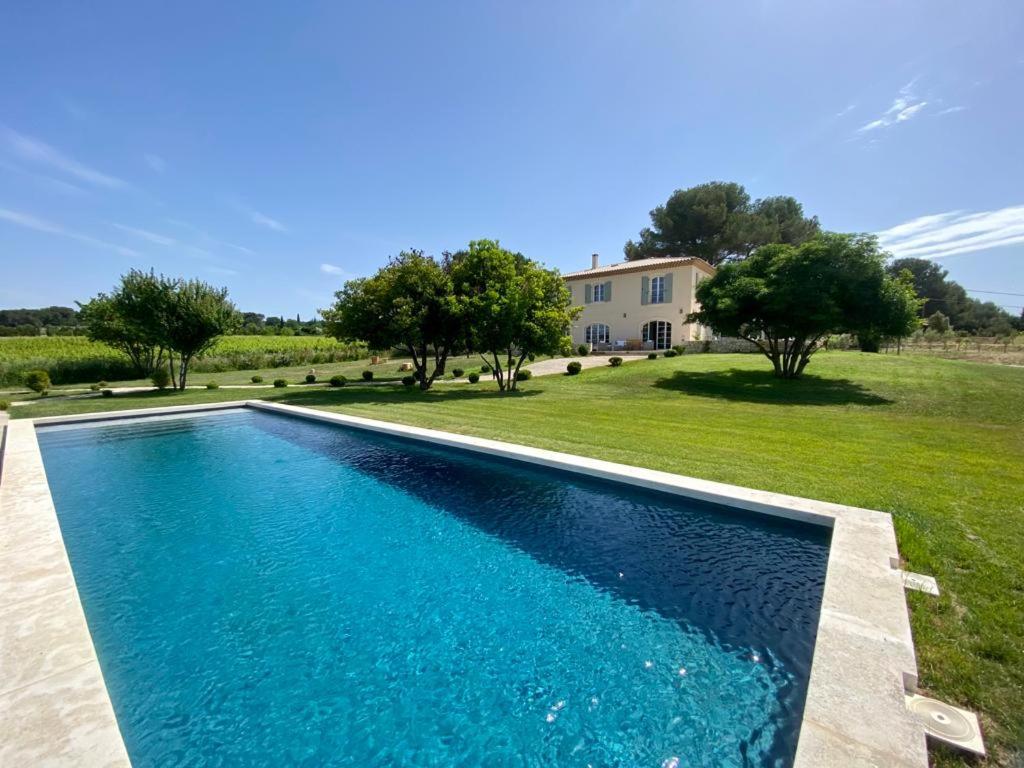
603, 280, 612, 302
585, 283, 592, 304
663, 272, 673, 303
641, 276, 649, 305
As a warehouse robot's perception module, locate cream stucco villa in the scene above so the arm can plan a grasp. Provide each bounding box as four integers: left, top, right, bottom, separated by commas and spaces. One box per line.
563, 254, 716, 351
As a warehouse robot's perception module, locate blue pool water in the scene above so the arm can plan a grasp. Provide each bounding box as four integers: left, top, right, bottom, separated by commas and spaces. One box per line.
38, 409, 829, 767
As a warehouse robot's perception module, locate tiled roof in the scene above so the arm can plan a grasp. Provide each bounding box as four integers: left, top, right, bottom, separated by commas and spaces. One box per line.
561, 256, 715, 280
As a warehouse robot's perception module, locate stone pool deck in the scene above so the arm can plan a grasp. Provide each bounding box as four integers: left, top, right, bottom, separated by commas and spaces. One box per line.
0, 400, 928, 766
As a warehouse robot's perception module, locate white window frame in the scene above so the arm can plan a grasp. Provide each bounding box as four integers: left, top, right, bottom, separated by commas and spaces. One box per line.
650, 276, 665, 304
585, 323, 610, 346
592, 282, 605, 302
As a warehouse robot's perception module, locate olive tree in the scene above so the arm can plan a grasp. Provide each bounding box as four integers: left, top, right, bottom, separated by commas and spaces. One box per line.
322, 250, 462, 390
162, 279, 239, 390
450, 240, 578, 392
77, 269, 171, 377
79, 272, 237, 390
688, 233, 921, 379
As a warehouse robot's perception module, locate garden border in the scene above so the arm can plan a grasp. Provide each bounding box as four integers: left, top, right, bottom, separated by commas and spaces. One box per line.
1, 400, 928, 766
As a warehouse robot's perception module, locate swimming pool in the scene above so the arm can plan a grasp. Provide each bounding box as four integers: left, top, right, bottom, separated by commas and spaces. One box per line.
38, 407, 830, 767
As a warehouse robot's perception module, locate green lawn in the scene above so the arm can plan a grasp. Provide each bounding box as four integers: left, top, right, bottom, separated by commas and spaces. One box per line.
8, 351, 1023, 765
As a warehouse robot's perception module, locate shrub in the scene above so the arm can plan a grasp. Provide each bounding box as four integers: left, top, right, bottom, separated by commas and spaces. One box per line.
305, 373, 317, 384
401, 375, 416, 387
576, 344, 589, 356
664, 349, 678, 358
362, 370, 374, 381
23, 369, 51, 394
452, 368, 465, 378
151, 368, 171, 389
467, 372, 480, 384
566, 361, 582, 375
205, 381, 220, 389
101, 389, 114, 397
480, 363, 491, 373
329, 375, 347, 387
647, 352, 658, 360
98, 380, 107, 388
515, 369, 532, 382
273, 378, 288, 388
0, 399, 10, 411
609, 356, 623, 367
672, 344, 685, 355
90, 383, 102, 391
251, 375, 263, 383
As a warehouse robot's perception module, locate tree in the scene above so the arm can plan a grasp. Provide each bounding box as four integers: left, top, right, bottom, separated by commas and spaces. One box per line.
79, 272, 237, 390
688, 233, 921, 379
78, 270, 172, 377
927, 311, 951, 334
624, 181, 819, 265
450, 240, 578, 392
886, 258, 968, 323
162, 279, 239, 390
322, 251, 462, 390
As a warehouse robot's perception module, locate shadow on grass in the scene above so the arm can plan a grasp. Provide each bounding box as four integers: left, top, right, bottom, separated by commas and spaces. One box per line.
270, 384, 542, 408
653, 368, 892, 406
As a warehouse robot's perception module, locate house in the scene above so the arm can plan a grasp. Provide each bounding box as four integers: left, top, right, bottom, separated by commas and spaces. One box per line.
563, 254, 716, 351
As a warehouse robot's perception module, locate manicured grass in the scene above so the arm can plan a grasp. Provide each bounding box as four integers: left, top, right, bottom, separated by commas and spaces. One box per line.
9, 351, 1023, 765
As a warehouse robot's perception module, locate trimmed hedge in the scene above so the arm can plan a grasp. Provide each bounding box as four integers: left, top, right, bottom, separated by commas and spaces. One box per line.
566, 361, 582, 375
609, 356, 623, 367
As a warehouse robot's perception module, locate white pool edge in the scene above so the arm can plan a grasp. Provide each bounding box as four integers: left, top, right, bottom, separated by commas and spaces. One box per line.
1, 401, 928, 766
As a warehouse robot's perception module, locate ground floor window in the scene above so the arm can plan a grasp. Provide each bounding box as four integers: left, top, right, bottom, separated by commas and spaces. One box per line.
585, 323, 610, 345
642, 320, 671, 349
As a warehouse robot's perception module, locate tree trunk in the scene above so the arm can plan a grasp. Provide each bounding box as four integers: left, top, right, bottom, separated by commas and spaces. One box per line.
168, 354, 178, 390
178, 356, 190, 390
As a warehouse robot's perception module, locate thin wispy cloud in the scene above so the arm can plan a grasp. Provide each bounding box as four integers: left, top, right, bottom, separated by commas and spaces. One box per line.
835, 103, 857, 118
230, 200, 287, 232
113, 221, 216, 260
0, 159, 87, 196
856, 79, 928, 134
320, 263, 348, 276
1, 127, 126, 188
877, 204, 1024, 260
165, 218, 256, 257
112, 223, 177, 246
937, 105, 967, 116
0, 208, 139, 258
144, 153, 166, 173
248, 208, 287, 232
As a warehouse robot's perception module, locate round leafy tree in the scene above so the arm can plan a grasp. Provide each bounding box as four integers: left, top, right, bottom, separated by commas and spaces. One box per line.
688, 233, 920, 379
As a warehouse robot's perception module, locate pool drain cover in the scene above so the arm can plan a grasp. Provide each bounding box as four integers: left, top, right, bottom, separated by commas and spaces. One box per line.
905, 694, 985, 756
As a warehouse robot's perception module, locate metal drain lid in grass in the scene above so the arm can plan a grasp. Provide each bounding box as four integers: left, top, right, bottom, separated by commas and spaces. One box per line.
905, 694, 985, 756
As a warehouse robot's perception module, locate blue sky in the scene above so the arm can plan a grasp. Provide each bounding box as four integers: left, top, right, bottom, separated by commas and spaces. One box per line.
1, 2, 1022, 318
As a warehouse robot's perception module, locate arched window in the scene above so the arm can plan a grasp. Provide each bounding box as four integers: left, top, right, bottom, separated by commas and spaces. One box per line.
642, 320, 671, 349
585, 323, 610, 346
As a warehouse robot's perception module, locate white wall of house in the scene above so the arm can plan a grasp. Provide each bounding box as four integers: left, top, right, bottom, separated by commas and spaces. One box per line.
563, 257, 714, 350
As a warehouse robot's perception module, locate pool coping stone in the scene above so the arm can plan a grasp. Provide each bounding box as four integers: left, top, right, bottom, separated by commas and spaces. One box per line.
1, 400, 928, 767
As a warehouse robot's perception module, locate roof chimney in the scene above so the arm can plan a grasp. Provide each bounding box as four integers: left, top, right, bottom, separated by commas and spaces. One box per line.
591, 253, 599, 270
